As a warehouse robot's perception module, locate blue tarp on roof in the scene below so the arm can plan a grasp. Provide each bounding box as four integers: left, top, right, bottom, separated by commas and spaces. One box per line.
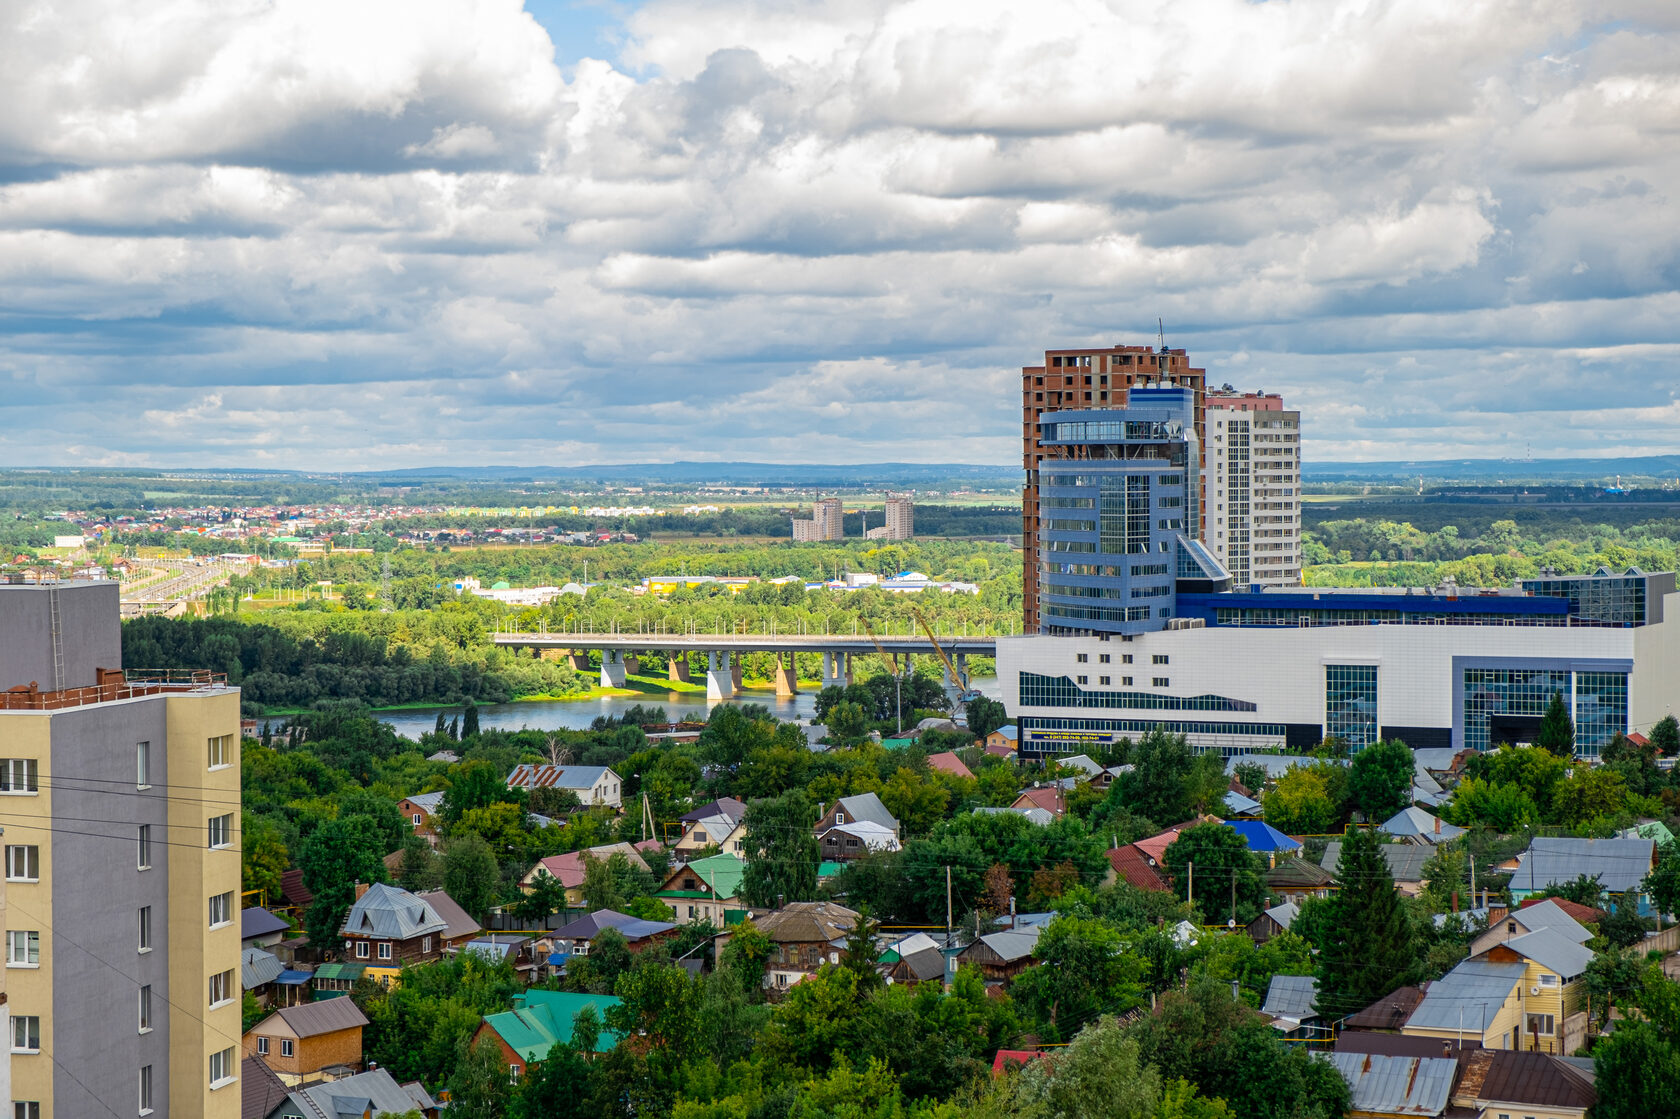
1224, 820, 1303, 853
276, 970, 314, 985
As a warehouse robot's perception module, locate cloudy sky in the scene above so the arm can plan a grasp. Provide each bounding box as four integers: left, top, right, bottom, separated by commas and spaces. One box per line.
2, 0, 1677, 469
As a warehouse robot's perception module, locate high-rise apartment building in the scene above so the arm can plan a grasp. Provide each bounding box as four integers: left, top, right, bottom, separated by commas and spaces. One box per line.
885, 496, 913, 540
1205, 392, 1302, 587
792, 497, 844, 542
1022, 344, 1207, 631
0, 581, 241, 1119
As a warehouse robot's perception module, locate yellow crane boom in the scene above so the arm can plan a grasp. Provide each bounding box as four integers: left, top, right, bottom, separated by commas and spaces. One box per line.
906, 602, 963, 689
860, 618, 899, 676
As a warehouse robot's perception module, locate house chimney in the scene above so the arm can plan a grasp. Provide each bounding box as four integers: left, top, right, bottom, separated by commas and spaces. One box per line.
354, 881, 370, 900
1434, 815, 1441, 834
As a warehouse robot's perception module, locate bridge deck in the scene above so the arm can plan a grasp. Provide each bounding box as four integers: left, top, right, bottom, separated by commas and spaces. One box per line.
492, 633, 1000, 655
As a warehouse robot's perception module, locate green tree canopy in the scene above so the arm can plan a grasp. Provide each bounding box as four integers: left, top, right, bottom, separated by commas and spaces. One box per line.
1347, 739, 1414, 822
1534, 691, 1575, 756
1161, 823, 1268, 927
1315, 827, 1421, 1019
740, 789, 821, 908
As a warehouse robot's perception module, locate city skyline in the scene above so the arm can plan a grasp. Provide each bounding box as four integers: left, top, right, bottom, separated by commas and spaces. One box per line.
2, 1, 1677, 470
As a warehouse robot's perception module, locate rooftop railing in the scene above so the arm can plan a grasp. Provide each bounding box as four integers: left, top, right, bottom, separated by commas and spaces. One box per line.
0, 669, 230, 711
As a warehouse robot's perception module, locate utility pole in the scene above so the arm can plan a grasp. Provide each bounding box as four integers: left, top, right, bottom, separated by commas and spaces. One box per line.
1188, 862, 1194, 909
945, 865, 953, 948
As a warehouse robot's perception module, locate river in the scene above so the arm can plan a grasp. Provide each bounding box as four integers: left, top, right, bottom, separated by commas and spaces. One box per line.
379, 677, 1003, 739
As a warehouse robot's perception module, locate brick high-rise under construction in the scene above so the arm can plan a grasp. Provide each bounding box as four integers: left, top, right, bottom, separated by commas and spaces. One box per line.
1021, 344, 1207, 632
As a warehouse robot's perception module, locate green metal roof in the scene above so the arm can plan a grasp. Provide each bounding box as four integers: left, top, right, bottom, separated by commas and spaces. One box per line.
483, 991, 622, 1061
882, 738, 916, 749
817, 861, 846, 878
658, 853, 746, 900
314, 963, 365, 981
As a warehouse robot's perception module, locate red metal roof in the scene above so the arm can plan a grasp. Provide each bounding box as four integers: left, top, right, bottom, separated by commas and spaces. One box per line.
1107, 845, 1169, 892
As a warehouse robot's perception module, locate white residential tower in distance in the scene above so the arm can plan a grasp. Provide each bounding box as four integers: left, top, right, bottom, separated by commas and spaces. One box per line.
1205, 391, 1301, 587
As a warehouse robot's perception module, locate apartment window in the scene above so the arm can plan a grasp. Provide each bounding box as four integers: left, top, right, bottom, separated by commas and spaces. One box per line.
0, 759, 38, 794
280, 1039, 294, 1058
209, 891, 234, 928
209, 1046, 236, 1087
1076, 653, 1088, 663
257, 1037, 269, 1055
138, 825, 152, 871
139, 1064, 154, 1115
378, 942, 393, 960
139, 985, 153, 1032
1099, 676, 1111, 685
1076, 675, 1088, 685
15, 1104, 39, 1119
208, 813, 232, 849
1122, 676, 1133, 686
355, 941, 370, 959
138, 906, 153, 952
7, 930, 39, 966
209, 968, 234, 1007
1098, 654, 1110, 663
12, 1015, 39, 1052
5, 845, 38, 882
1153, 677, 1170, 688
137, 741, 151, 788
1121, 654, 1133, 664
1153, 654, 1170, 665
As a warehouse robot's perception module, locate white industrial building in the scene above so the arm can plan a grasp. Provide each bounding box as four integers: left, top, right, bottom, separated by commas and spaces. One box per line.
996, 570, 1679, 759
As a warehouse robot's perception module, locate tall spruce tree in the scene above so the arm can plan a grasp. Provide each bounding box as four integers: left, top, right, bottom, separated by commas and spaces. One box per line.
1535, 692, 1575, 756
1316, 827, 1420, 1018
740, 789, 820, 907
462, 699, 481, 738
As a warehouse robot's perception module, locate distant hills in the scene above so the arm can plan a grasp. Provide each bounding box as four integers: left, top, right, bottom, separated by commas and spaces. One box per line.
1303, 456, 1680, 484
360, 462, 1022, 486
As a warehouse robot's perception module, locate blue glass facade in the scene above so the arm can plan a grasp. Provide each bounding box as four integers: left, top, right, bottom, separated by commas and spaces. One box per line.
1461, 667, 1573, 752
1037, 386, 1201, 636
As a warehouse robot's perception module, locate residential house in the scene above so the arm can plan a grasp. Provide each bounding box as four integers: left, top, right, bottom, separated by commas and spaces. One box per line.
1266, 857, 1336, 902
1008, 786, 1067, 818
397, 790, 446, 840
1321, 840, 1435, 898
955, 925, 1044, 987
461, 935, 542, 982
926, 751, 974, 780
418, 888, 483, 949
279, 868, 315, 918
819, 820, 902, 862
1341, 986, 1430, 1034
243, 907, 292, 950
1449, 1048, 1595, 1119
1400, 960, 1530, 1051
1245, 900, 1299, 946
1223, 789, 1263, 819
1326, 1051, 1457, 1119
1133, 819, 1207, 865
312, 963, 363, 999
1090, 763, 1132, 792
506, 763, 623, 808
674, 797, 749, 856
243, 1055, 293, 1119
982, 725, 1018, 752
655, 853, 746, 924
1106, 845, 1170, 893
1463, 928, 1594, 1054
882, 932, 946, 986
267, 1067, 439, 1119
242, 999, 370, 1084
548, 908, 676, 963
476, 991, 622, 1081
338, 883, 451, 984
1469, 899, 1593, 959
1261, 975, 1321, 1039
1225, 820, 1305, 859
522, 842, 655, 908
1380, 806, 1466, 843
1516, 895, 1604, 924
1053, 754, 1103, 781
815, 793, 900, 842
756, 901, 860, 990
1507, 836, 1657, 911
243, 946, 286, 1008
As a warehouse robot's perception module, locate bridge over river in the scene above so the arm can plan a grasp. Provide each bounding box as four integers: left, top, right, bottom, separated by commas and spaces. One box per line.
491, 629, 1003, 701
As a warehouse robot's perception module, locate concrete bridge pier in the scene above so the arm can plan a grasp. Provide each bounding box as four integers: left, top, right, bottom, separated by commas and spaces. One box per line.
775, 652, 799, 697
706, 650, 735, 700
821, 651, 846, 690
732, 656, 744, 690
567, 652, 590, 672
954, 653, 968, 689
668, 653, 691, 684
623, 654, 641, 677
599, 649, 627, 688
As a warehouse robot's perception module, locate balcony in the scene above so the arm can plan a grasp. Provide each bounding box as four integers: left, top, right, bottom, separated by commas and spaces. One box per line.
0, 670, 231, 712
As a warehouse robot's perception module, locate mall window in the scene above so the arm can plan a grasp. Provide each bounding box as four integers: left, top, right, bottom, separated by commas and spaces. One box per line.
1325, 665, 1379, 750
1575, 672, 1629, 756
1462, 668, 1573, 753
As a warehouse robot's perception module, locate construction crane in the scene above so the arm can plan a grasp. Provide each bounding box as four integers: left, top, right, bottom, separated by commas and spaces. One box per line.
906, 602, 982, 707
859, 618, 899, 676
